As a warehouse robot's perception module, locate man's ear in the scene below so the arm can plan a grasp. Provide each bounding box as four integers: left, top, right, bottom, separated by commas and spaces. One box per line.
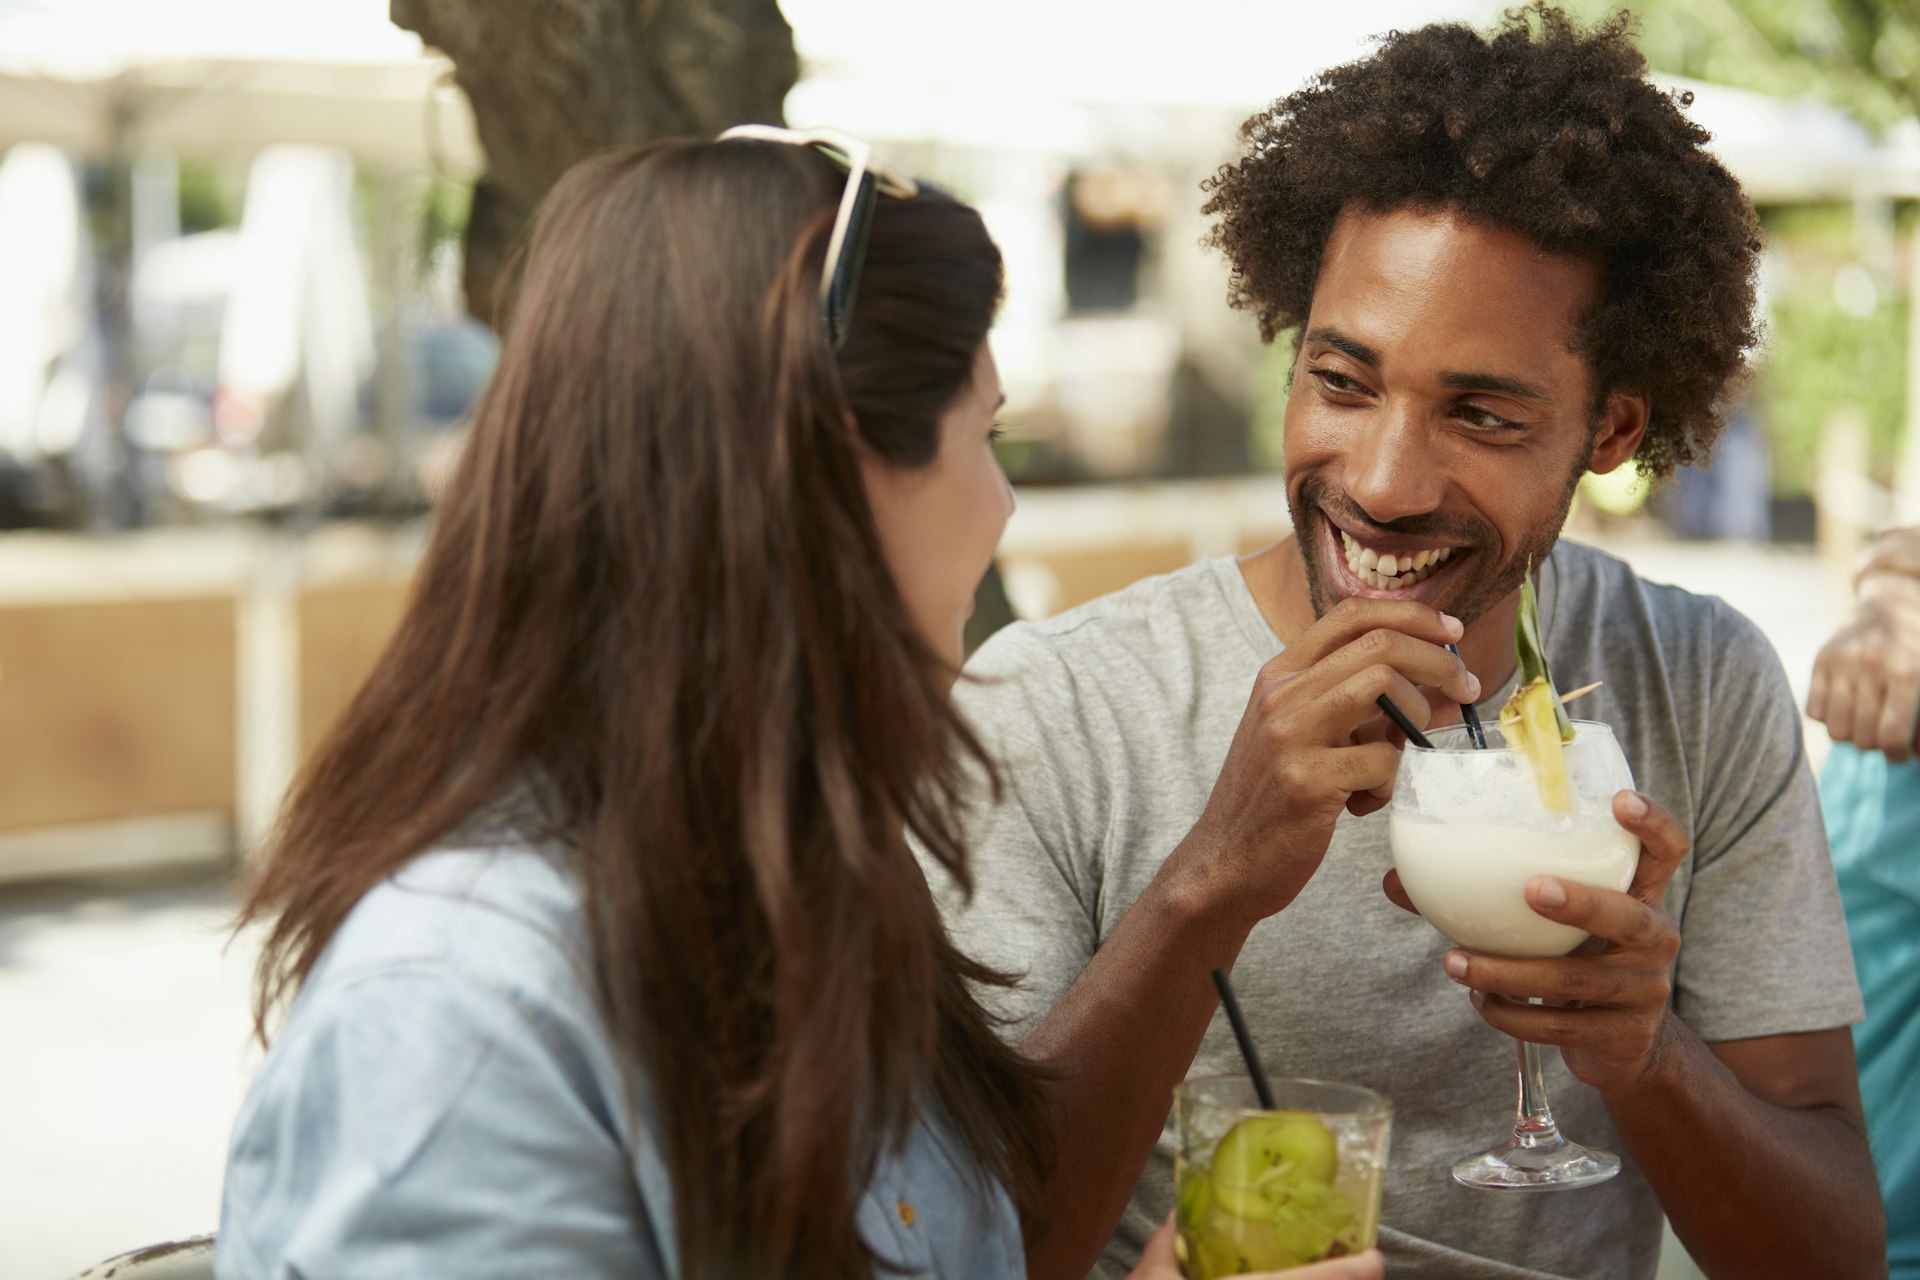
1589, 391, 1650, 476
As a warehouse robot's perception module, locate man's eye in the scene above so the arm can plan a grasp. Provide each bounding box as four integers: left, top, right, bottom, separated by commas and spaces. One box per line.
1458, 406, 1522, 432
1309, 369, 1367, 395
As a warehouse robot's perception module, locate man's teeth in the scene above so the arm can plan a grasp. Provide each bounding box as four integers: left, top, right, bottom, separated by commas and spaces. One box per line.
1338, 529, 1454, 589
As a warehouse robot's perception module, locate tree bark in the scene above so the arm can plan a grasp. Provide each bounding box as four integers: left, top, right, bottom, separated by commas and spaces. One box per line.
391, 0, 797, 326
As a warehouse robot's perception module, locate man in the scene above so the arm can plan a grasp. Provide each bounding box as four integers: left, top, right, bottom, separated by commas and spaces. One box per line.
1809, 524, 1920, 1278
928, 8, 1884, 1279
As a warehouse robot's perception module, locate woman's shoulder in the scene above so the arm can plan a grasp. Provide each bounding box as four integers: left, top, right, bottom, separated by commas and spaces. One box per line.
219, 845, 666, 1277
309, 843, 592, 1007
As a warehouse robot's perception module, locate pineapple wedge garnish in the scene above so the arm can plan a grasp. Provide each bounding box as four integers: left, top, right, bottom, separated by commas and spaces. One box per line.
1498, 564, 1576, 811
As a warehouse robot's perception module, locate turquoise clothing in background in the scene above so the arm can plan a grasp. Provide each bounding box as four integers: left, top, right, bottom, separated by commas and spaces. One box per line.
1822, 742, 1920, 1277
216, 841, 1025, 1279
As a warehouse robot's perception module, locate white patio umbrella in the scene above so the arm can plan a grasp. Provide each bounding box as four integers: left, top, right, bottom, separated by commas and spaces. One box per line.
0, 0, 480, 171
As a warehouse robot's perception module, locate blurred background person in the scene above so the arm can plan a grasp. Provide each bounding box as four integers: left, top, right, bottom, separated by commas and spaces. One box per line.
1808, 523, 1920, 1280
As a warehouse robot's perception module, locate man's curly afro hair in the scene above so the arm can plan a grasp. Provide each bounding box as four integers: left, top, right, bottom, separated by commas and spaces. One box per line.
1201, 4, 1761, 479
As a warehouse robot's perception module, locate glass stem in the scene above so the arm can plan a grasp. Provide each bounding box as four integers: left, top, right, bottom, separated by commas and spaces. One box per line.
1511, 998, 1564, 1149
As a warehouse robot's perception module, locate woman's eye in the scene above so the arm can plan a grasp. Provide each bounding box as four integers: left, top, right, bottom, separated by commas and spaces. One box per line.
989, 421, 1007, 443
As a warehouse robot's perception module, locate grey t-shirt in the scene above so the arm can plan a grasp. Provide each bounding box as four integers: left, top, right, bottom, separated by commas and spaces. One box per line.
930, 540, 1862, 1280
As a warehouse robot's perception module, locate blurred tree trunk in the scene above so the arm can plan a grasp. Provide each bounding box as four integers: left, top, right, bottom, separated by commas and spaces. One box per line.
390, 0, 798, 328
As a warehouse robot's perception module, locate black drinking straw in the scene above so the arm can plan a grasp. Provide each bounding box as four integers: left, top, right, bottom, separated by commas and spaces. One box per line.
1447, 643, 1489, 749
1210, 968, 1277, 1109
1374, 694, 1435, 750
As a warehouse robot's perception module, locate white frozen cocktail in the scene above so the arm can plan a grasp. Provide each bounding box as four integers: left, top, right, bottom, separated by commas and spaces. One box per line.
1386, 568, 1641, 1190
1389, 729, 1637, 958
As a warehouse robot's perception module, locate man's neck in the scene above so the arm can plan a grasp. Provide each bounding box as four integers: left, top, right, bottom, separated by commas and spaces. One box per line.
1240, 534, 1525, 718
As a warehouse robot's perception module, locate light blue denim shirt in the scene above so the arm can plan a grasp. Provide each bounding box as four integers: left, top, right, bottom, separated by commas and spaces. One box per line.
216, 841, 1026, 1279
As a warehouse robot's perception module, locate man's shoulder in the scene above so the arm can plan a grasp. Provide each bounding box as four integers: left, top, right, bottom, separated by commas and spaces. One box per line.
1553, 539, 1774, 668
970, 557, 1252, 679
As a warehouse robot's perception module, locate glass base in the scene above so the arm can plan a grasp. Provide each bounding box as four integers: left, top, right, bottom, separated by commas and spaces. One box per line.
1451, 1133, 1621, 1192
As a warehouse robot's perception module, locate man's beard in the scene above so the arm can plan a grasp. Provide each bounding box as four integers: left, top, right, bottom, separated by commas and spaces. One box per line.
1290, 464, 1587, 626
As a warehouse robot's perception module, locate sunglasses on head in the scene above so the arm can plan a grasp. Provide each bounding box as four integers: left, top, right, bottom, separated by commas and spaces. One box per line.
716, 124, 919, 352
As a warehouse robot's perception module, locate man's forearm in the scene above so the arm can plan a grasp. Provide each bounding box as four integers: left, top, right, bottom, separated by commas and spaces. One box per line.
1608, 1018, 1885, 1278
1020, 846, 1256, 1280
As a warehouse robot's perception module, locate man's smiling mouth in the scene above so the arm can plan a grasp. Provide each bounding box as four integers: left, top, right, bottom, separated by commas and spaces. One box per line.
1330, 516, 1463, 592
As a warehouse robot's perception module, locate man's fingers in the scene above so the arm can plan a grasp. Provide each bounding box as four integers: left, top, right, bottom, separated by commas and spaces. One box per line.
1320, 665, 1435, 744
1445, 937, 1668, 1007
1465, 989, 1646, 1049
1520, 875, 1678, 959
1381, 868, 1419, 915
1274, 596, 1463, 670
1325, 741, 1403, 795
1346, 791, 1391, 818
1273, 625, 1478, 713
1614, 791, 1687, 905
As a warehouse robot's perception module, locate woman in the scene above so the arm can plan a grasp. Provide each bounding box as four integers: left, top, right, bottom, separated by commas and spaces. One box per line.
215, 131, 1380, 1280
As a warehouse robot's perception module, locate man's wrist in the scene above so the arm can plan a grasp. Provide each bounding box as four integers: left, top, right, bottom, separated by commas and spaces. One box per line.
1152, 833, 1265, 960
1598, 1008, 1696, 1109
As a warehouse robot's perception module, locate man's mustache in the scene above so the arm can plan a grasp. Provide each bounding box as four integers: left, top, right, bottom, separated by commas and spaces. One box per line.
1301, 483, 1489, 545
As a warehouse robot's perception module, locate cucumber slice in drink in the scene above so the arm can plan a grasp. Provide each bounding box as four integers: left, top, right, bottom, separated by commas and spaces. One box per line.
1209, 1112, 1339, 1219
1187, 1205, 1300, 1278
1269, 1179, 1362, 1262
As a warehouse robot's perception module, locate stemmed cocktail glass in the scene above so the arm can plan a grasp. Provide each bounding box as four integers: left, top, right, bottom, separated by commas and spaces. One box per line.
1388, 720, 1637, 1191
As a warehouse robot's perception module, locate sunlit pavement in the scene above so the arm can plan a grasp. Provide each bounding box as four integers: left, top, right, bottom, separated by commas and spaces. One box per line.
0, 864, 257, 1278
0, 535, 1839, 1279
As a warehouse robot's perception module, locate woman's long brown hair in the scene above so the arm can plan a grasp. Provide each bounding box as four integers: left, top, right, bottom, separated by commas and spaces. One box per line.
237, 140, 1054, 1278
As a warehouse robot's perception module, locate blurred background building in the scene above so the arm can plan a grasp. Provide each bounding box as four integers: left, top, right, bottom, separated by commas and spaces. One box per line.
0, 0, 1915, 1275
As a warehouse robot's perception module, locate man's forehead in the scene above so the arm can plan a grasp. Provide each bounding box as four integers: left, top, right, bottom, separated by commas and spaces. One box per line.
1309, 203, 1599, 368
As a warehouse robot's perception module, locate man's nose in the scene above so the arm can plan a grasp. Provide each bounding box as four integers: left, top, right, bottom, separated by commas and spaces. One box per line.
1341, 400, 1446, 525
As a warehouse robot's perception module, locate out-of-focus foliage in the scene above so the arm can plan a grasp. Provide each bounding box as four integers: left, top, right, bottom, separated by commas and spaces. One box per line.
414, 175, 471, 286
1756, 203, 1914, 495
178, 161, 232, 234
1248, 335, 1295, 472
1562, 2, 1918, 502
1572, 0, 1919, 130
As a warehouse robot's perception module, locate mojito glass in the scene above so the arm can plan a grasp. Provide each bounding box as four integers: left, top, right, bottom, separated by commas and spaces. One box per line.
1173, 1076, 1391, 1278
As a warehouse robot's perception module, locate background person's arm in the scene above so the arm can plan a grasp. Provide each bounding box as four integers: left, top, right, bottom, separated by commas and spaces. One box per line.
1808, 525, 1920, 761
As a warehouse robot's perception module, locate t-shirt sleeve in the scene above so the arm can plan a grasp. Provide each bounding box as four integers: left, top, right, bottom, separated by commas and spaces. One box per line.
1668, 602, 1865, 1042
217, 964, 668, 1280
920, 623, 1111, 1043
